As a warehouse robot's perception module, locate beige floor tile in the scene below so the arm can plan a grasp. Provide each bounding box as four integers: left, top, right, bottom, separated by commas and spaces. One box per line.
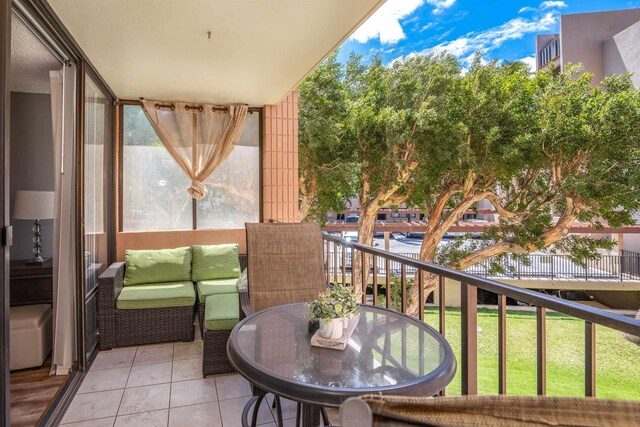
60, 416, 116, 426
168, 402, 222, 427
170, 378, 217, 408
214, 373, 252, 400
114, 409, 168, 427
134, 345, 174, 366
173, 342, 203, 361
118, 383, 171, 415
61, 389, 124, 424
219, 396, 274, 427
172, 358, 202, 382
91, 348, 137, 371
78, 367, 130, 394
269, 397, 298, 421
127, 362, 172, 388
194, 326, 203, 342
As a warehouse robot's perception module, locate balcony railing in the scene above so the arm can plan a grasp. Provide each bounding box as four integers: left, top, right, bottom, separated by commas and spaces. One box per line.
329, 249, 640, 282
322, 233, 640, 397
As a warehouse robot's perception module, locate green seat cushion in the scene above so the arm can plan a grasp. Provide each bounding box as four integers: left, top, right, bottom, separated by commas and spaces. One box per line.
197, 278, 239, 301
204, 294, 239, 331
191, 244, 240, 282
124, 247, 192, 286
116, 281, 196, 310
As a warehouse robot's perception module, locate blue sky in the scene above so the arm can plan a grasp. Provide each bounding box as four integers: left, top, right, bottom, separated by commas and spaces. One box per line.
339, 0, 640, 69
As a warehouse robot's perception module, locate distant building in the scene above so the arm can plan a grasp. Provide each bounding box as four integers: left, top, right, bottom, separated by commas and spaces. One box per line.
536, 8, 640, 88
536, 9, 640, 256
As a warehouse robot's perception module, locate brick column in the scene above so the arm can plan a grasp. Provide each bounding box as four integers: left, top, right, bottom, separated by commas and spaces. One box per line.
262, 91, 299, 222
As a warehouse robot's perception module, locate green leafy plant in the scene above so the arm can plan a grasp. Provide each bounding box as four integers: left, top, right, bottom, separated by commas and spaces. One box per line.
305, 284, 361, 323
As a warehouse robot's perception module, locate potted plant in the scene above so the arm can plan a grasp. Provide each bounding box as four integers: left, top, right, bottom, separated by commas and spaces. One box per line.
306, 285, 361, 340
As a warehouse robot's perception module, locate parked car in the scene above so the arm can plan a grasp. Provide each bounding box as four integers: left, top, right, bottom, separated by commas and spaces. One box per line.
344, 214, 359, 223
406, 231, 425, 239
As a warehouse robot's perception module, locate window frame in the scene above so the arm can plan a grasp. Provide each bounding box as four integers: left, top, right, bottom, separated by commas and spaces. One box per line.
117, 100, 263, 232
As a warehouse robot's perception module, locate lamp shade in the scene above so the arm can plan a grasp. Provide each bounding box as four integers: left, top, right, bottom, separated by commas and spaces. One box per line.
13, 190, 55, 220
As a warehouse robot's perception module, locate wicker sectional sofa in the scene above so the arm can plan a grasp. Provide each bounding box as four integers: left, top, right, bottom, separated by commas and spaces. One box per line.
98, 244, 244, 351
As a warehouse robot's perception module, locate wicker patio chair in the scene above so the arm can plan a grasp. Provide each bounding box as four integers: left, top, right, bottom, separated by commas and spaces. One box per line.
240, 222, 326, 317
98, 262, 195, 350
237, 222, 329, 427
339, 394, 640, 427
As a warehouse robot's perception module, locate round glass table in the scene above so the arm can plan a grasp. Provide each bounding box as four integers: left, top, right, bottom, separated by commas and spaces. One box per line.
227, 303, 456, 427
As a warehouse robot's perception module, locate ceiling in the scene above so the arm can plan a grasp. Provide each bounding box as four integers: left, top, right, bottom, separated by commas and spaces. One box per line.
10, 12, 62, 94
48, 0, 385, 105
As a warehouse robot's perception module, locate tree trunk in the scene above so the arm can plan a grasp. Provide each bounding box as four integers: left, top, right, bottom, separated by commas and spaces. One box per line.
298, 176, 316, 222
298, 195, 313, 222
352, 206, 376, 297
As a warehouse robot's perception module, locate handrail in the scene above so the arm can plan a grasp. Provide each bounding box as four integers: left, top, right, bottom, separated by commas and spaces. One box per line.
322, 234, 640, 339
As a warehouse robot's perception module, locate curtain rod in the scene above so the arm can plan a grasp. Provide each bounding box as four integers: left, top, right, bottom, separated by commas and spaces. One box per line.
139, 98, 259, 113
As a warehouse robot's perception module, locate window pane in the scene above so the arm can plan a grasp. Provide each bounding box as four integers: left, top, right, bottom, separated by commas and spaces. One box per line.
122, 105, 192, 231
84, 78, 105, 234
197, 111, 260, 229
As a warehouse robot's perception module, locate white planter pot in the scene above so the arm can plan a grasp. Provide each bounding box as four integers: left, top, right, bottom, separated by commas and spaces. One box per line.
318, 318, 344, 340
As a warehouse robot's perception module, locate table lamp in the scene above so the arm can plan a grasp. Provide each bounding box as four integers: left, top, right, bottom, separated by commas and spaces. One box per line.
13, 190, 55, 265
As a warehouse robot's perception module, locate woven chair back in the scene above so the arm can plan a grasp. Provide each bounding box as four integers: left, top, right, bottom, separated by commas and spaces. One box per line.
361, 394, 640, 427
246, 222, 326, 312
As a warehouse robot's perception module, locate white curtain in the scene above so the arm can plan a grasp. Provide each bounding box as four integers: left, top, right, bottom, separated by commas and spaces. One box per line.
141, 101, 248, 200
50, 68, 76, 375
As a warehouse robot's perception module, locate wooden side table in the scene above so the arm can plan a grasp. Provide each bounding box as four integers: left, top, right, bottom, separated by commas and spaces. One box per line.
10, 259, 53, 306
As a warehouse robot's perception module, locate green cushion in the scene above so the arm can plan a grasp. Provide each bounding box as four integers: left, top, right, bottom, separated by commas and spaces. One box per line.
197, 278, 239, 301
204, 293, 239, 331
116, 281, 196, 310
124, 247, 192, 286
191, 244, 240, 282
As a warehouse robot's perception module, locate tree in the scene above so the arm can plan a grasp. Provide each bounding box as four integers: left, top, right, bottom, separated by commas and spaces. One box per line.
298, 52, 354, 221
298, 52, 640, 314
404, 59, 640, 316
345, 53, 459, 294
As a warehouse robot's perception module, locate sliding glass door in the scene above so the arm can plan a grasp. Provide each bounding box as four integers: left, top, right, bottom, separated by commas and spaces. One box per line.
1, 1, 11, 423
83, 75, 112, 363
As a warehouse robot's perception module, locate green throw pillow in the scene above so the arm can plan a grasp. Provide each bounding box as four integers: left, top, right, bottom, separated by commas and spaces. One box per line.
124, 247, 192, 286
191, 244, 240, 281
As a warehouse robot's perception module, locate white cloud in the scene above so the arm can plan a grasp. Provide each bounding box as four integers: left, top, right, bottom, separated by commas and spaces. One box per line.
423, 12, 558, 63
350, 0, 424, 44
519, 1, 567, 13
540, 1, 567, 9
426, 0, 457, 15
516, 55, 537, 72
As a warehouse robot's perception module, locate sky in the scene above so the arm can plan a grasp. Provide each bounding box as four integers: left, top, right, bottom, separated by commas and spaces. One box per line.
339, 0, 640, 70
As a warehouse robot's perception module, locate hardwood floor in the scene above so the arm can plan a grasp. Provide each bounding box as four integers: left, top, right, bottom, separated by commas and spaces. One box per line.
10, 356, 68, 427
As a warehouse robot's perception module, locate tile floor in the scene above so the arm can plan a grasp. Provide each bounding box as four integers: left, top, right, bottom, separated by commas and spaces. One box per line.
60, 328, 339, 427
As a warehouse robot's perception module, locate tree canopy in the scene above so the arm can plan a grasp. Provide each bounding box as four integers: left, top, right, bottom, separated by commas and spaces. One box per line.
298, 52, 640, 313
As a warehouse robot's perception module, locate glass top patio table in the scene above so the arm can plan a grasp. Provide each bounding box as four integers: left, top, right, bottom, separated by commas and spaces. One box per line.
227, 303, 457, 410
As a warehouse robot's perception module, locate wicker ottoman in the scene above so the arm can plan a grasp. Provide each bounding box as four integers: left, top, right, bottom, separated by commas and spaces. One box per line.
202, 293, 240, 376
10, 304, 53, 370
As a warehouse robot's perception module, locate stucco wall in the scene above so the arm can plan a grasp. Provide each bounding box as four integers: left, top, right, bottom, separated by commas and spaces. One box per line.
604, 20, 640, 88
560, 9, 640, 84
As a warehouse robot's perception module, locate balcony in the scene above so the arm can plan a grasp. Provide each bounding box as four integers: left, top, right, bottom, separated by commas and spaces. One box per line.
538, 36, 561, 70
57, 234, 640, 426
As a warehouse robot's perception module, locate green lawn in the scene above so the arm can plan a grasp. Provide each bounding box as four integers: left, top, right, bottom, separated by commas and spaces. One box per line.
417, 307, 640, 399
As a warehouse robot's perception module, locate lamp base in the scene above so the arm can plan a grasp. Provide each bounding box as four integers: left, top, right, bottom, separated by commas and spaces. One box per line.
25, 258, 50, 266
